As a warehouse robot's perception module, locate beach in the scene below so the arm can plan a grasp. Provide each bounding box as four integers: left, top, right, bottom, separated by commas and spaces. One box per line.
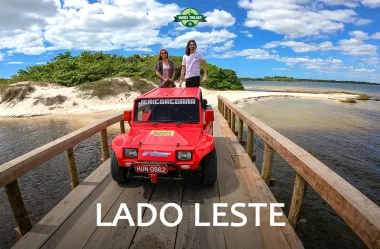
0, 79, 359, 119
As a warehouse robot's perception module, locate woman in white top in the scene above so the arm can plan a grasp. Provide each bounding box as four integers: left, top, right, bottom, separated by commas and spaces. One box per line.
155, 48, 176, 88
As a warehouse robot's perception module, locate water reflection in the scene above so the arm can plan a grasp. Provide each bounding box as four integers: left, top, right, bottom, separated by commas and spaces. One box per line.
240, 97, 380, 249
0, 116, 119, 249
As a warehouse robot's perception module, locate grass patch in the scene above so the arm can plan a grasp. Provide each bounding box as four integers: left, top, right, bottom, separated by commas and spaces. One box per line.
0, 85, 35, 103
356, 94, 370, 100
76, 77, 156, 99
130, 77, 156, 94
340, 98, 357, 103
34, 95, 67, 106
77, 78, 132, 99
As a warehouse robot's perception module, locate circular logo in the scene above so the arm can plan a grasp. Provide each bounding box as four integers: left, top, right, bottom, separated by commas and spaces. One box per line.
174, 8, 207, 28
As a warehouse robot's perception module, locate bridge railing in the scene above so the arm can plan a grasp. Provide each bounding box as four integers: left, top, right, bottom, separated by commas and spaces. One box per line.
0, 113, 125, 238
217, 95, 380, 249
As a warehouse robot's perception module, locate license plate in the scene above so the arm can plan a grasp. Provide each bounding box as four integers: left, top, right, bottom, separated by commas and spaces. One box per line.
134, 164, 168, 174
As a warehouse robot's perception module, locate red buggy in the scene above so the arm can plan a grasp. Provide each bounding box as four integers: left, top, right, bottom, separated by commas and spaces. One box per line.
110, 87, 217, 185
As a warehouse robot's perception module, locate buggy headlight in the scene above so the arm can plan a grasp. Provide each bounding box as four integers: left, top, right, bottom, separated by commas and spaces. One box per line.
124, 148, 138, 158
177, 151, 192, 160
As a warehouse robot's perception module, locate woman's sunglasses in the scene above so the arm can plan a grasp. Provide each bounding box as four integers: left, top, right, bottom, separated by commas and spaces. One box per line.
160, 51, 167, 54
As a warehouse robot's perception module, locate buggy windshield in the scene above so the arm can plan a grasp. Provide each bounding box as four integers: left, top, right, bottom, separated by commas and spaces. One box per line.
134, 98, 200, 123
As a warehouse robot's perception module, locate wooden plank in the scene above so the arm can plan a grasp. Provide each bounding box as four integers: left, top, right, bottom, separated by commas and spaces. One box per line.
175, 176, 226, 249
237, 167, 303, 249
0, 113, 123, 188
129, 180, 184, 249
217, 110, 302, 249
213, 118, 266, 249
43, 178, 125, 249
218, 96, 380, 249
11, 159, 111, 249
83, 179, 155, 249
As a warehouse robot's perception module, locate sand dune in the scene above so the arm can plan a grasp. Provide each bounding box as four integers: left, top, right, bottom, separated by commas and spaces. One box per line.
0, 78, 358, 118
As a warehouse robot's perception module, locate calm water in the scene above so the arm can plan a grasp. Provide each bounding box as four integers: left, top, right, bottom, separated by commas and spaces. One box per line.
0, 118, 118, 249
243, 81, 380, 96
239, 97, 380, 249
1, 81, 379, 249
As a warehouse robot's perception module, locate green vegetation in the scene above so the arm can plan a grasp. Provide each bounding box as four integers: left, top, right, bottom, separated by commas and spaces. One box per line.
240, 76, 379, 85
6, 51, 244, 91
34, 95, 67, 106
0, 84, 35, 103
77, 77, 156, 99
357, 94, 370, 100
340, 98, 357, 103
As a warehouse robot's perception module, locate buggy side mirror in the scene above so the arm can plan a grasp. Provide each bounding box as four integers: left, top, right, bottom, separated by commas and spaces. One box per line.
205, 110, 214, 122
124, 110, 132, 122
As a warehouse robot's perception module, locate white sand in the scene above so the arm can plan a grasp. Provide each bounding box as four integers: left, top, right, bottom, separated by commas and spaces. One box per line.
0, 78, 358, 118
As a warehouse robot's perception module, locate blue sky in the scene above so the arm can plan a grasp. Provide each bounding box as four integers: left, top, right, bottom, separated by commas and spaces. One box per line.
1, 0, 380, 83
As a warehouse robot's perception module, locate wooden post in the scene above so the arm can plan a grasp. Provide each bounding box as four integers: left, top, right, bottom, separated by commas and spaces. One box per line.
231, 112, 236, 133
238, 118, 243, 143
247, 127, 254, 159
224, 105, 227, 119
261, 142, 275, 185
100, 129, 109, 161
288, 172, 308, 229
120, 120, 125, 133
227, 109, 231, 128
66, 148, 79, 189
5, 180, 32, 236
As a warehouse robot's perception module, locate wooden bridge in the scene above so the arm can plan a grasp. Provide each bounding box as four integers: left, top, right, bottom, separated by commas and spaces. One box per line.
1, 96, 379, 249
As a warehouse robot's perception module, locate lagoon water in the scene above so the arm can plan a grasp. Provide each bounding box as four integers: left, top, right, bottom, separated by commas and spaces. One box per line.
0, 81, 379, 249
242, 80, 380, 96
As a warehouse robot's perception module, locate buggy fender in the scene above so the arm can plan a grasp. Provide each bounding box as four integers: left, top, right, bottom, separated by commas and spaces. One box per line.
194, 134, 215, 161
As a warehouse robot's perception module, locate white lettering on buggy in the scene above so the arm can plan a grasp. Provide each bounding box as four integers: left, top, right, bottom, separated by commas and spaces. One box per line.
140, 99, 196, 105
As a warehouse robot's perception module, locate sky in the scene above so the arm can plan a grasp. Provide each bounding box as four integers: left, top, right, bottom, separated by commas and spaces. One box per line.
1, 0, 380, 83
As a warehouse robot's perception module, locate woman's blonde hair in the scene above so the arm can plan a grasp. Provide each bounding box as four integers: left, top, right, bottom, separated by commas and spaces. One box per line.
157, 48, 169, 61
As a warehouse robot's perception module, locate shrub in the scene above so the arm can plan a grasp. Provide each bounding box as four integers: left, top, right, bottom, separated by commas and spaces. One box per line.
356, 94, 370, 100
0, 85, 35, 103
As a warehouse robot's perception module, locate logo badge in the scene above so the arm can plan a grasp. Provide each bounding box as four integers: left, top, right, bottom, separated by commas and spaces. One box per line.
173, 8, 207, 27
142, 151, 171, 157
150, 130, 174, 136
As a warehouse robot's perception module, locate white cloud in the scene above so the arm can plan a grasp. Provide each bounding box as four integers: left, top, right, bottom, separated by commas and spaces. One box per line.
371, 32, 380, 39
0, 0, 59, 31
0, 0, 182, 55
353, 68, 376, 73
321, 0, 360, 8
240, 30, 253, 37
321, 0, 380, 8
349, 30, 369, 40
211, 48, 279, 60
361, 0, 380, 8
360, 57, 378, 64
165, 29, 236, 49
263, 38, 377, 56
354, 18, 373, 26
280, 57, 345, 71
0, 53, 4, 61
200, 9, 235, 28
63, 0, 89, 9
238, 0, 372, 39
268, 41, 320, 52
338, 38, 378, 56
7, 62, 24, 64
212, 40, 234, 52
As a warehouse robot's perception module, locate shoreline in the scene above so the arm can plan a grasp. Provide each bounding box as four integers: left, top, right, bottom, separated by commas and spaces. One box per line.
0, 80, 362, 120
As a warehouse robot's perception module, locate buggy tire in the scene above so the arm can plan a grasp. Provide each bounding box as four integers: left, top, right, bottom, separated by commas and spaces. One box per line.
202, 148, 217, 186
110, 152, 128, 183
